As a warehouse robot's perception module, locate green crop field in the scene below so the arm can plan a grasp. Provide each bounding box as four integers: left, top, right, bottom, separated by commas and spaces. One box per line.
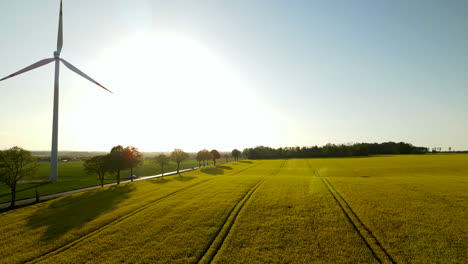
0, 159, 213, 204
0, 155, 466, 263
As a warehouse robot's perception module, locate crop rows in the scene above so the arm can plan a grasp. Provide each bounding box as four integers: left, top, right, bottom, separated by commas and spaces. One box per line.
0, 155, 466, 263
312, 167, 395, 264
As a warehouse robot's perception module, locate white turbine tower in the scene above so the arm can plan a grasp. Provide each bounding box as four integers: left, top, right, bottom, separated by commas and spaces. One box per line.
0, 1, 112, 182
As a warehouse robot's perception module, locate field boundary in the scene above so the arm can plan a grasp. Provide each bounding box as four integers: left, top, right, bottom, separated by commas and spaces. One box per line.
0, 161, 234, 209
307, 161, 396, 264
197, 161, 281, 263
26, 179, 213, 264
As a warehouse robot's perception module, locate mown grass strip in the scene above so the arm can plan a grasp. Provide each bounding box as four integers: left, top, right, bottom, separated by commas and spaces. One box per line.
197, 179, 265, 264
26, 179, 212, 264
310, 163, 396, 264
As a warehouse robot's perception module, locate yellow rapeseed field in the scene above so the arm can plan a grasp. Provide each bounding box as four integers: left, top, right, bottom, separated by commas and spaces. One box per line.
0, 154, 466, 263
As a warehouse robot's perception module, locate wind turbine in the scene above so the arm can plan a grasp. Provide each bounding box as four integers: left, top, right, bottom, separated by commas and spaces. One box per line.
0, 0, 112, 182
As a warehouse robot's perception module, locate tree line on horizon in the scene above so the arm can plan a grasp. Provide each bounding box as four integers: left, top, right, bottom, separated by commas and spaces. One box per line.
242, 142, 428, 159
0, 142, 428, 208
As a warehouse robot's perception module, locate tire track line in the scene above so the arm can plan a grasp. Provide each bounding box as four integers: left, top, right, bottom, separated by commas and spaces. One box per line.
1, 163, 260, 229
307, 161, 396, 264
197, 160, 282, 264
28, 162, 262, 263
229, 161, 264, 176
197, 179, 265, 264
27, 179, 212, 264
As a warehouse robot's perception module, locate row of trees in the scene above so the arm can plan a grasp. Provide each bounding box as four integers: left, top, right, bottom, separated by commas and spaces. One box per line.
242, 142, 428, 159
83, 147, 193, 187
231, 149, 241, 161
196, 149, 220, 167
194, 149, 243, 166
1, 146, 241, 208
84, 145, 144, 186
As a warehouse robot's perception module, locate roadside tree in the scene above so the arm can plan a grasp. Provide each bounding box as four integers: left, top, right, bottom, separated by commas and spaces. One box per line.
200, 149, 212, 166
196, 151, 203, 167
124, 146, 143, 182
154, 154, 170, 177
170, 149, 189, 173
0, 147, 39, 208
84, 155, 109, 187
231, 149, 241, 161
107, 145, 126, 184
211, 149, 220, 165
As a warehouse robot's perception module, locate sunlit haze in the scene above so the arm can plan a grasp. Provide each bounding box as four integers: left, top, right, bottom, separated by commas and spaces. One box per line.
1, 0, 467, 152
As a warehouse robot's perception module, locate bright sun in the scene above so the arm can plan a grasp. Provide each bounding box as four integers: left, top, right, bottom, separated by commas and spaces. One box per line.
60, 32, 278, 151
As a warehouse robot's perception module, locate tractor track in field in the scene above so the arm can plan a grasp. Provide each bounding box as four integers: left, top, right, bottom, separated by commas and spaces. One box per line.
1, 163, 261, 233
26, 162, 263, 263
26, 179, 213, 264
229, 161, 264, 176
197, 161, 284, 264
307, 162, 396, 264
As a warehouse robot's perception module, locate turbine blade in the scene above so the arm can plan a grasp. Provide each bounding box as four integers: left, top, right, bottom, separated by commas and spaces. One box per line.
60, 58, 112, 93
0, 58, 55, 82
57, 0, 63, 53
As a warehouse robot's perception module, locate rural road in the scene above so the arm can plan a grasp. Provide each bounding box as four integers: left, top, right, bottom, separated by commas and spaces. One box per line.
0, 165, 207, 209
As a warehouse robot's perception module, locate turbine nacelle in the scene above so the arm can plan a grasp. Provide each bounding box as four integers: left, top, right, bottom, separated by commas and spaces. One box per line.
54, 51, 60, 58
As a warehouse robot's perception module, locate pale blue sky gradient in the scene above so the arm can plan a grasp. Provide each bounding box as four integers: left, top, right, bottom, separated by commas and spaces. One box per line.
1, 0, 467, 151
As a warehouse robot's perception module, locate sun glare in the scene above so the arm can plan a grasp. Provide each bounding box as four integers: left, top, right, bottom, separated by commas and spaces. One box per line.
62, 32, 276, 151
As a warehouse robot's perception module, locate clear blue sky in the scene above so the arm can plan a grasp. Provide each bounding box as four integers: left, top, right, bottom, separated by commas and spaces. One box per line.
1, 0, 467, 152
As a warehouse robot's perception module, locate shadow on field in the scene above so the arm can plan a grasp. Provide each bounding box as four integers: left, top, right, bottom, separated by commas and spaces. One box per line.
148, 178, 172, 184
26, 184, 135, 241
239, 160, 252, 163
174, 174, 196, 181
201, 165, 233, 175
0, 182, 50, 199
217, 165, 233, 170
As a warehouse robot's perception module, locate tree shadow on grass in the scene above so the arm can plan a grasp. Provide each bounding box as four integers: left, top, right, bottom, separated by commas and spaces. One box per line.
0, 181, 50, 199
174, 174, 196, 181
216, 165, 233, 170
148, 177, 172, 185
26, 184, 135, 241
239, 160, 252, 163
201, 165, 232, 175
201, 167, 224, 175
